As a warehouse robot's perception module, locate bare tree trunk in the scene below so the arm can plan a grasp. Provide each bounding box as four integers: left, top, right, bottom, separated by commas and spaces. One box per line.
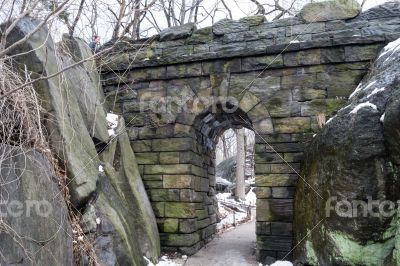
111, 0, 127, 39
235, 128, 245, 200
220, 0, 232, 19
250, 0, 266, 15
221, 134, 229, 160
68, 0, 86, 36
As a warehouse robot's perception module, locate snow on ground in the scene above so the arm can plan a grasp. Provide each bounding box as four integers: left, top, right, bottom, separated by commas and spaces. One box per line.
270, 261, 293, 266
216, 188, 256, 206
216, 176, 232, 186
216, 189, 256, 230
145, 255, 184, 266
106, 112, 119, 136
244, 187, 256, 206
217, 202, 249, 230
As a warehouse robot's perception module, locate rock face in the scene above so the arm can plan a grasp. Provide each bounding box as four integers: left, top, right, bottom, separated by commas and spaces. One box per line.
5, 17, 100, 207
60, 35, 110, 145
82, 117, 160, 265
299, 0, 361, 23
160, 23, 196, 41
294, 38, 400, 265
0, 145, 73, 265
4, 17, 160, 265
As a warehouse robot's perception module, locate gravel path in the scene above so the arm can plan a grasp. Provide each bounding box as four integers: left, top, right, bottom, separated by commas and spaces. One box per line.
185, 218, 258, 266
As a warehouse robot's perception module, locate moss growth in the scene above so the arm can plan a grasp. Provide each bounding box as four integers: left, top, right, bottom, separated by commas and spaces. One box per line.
328, 230, 395, 265
306, 240, 318, 265
164, 219, 179, 233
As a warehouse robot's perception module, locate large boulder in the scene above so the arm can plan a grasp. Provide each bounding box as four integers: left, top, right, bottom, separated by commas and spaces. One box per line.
60, 35, 109, 145
159, 23, 196, 41
299, 0, 361, 23
81, 117, 160, 265
294, 38, 400, 265
4, 17, 100, 207
0, 145, 73, 265
4, 17, 160, 265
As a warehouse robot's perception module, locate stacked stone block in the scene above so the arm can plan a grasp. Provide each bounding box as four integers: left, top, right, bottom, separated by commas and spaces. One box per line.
101, 2, 400, 259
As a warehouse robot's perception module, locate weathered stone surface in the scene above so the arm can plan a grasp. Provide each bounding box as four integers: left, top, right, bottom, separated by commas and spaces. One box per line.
161, 232, 200, 246
257, 199, 293, 222
60, 36, 109, 144
165, 203, 197, 218
300, 0, 361, 23
242, 54, 283, 71
272, 187, 296, 198
100, 4, 400, 70
271, 222, 292, 236
239, 15, 265, 27
213, 19, 249, 35
163, 219, 179, 233
257, 222, 271, 235
256, 174, 298, 187
352, 1, 400, 21
273, 117, 311, 133
160, 23, 196, 41
149, 189, 180, 202
95, 117, 161, 264
256, 187, 272, 198
6, 17, 164, 266
294, 39, 400, 265
257, 235, 292, 251
6, 17, 99, 206
0, 145, 73, 266
163, 175, 194, 189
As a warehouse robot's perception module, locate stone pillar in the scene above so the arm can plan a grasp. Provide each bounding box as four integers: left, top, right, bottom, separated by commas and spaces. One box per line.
254, 133, 308, 261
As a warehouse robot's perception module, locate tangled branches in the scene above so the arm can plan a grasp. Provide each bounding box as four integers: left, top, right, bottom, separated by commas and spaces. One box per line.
0, 59, 46, 150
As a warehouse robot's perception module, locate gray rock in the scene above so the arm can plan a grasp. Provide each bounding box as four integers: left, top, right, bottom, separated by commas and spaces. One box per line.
5, 16, 161, 266
160, 23, 196, 41
60, 36, 109, 144
299, 0, 361, 23
294, 38, 400, 264
88, 116, 160, 265
81, 204, 97, 233
213, 19, 249, 36
0, 145, 73, 266
5, 17, 99, 207
351, 1, 400, 21
93, 236, 118, 266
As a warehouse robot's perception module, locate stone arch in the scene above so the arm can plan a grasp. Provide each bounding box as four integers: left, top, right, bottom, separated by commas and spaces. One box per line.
101, 6, 400, 259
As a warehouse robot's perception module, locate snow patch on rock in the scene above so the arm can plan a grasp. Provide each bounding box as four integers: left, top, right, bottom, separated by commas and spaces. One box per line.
349, 102, 377, 114
380, 112, 385, 123
367, 87, 385, 98
378, 38, 400, 60
106, 113, 119, 136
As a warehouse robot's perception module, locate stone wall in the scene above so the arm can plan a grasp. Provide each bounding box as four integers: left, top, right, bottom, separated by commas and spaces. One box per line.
101, 1, 400, 260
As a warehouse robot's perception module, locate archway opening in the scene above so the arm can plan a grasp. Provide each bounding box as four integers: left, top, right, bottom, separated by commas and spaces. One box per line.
215, 128, 256, 231
184, 103, 259, 263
